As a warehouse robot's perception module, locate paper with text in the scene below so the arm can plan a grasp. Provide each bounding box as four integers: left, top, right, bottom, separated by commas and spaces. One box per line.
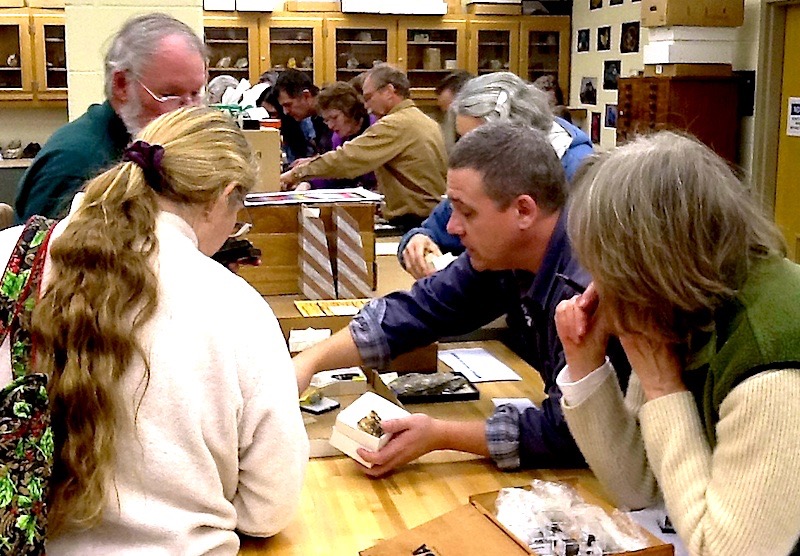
439, 348, 522, 383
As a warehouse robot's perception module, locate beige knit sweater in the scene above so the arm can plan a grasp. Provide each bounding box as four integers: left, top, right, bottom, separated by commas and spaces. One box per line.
562, 369, 800, 555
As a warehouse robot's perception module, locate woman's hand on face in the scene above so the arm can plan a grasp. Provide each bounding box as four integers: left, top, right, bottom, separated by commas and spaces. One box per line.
618, 331, 686, 401
402, 234, 442, 279
555, 283, 611, 380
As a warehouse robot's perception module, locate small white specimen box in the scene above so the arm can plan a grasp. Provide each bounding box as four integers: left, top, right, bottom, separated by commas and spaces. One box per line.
329, 391, 409, 467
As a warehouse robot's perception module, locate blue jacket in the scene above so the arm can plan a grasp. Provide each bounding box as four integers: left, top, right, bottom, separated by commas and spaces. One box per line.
397, 118, 594, 266
351, 213, 629, 468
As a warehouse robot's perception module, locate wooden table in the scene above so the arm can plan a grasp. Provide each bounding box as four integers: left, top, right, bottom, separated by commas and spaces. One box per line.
238, 340, 613, 555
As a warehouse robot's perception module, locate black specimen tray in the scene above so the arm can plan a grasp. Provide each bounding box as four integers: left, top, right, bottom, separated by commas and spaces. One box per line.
386, 372, 480, 404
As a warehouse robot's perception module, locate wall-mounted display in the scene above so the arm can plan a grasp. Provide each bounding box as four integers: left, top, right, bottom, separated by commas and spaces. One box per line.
580, 76, 597, 104
577, 29, 590, 52
597, 26, 611, 51
603, 59, 620, 89
605, 104, 618, 128
620, 22, 640, 53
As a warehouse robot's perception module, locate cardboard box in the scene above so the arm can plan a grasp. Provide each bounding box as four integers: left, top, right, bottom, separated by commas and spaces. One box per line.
203, 0, 235, 9
362, 485, 675, 555
284, 0, 340, 10
643, 40, 734, 65
238, 202, 376, 296
329, 391, 410, 467
242, 129, 281, 194
466, 3, 522, 15
641, 0, 744, 27
647, 26, 738, 42
644, 63, 732, 77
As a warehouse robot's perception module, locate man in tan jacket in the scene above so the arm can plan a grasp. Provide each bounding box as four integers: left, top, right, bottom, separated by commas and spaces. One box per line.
280, 64, 447, 232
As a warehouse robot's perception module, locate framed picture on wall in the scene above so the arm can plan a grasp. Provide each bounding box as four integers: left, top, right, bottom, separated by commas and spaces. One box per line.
577, 29, 590, 52
603, 60, 621, 90
580, 77, 598, 104
590, 0, 603, 10
605, 104, 618, 128
591, 112, 601, 143
621, 22, 640, 53
598, 26, 611, 51
610, 0, 623, 5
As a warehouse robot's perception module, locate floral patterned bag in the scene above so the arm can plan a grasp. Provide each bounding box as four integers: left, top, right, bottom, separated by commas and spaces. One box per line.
0, 216, 58, 555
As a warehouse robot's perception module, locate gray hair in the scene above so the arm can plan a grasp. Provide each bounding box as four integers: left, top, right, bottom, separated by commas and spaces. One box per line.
365, 64, 410, 99
568, 131, 786, 339
104, 13, 206, 99
452, 72, 552, 133
449, 120, 566, 212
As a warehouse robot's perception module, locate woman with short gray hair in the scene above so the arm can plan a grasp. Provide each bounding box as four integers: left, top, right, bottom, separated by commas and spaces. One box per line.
399, 72, 593, 279
554, 131, 800, 555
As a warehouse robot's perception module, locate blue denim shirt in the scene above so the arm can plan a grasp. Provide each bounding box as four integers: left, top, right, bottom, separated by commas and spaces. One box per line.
351, 213, 627, 469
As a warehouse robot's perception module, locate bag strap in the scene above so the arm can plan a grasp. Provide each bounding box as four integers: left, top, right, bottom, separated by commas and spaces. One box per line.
0, 216, 58, 379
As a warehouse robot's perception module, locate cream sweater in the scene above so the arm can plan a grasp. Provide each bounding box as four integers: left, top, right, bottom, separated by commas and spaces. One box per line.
0, 212, 309, 555
562, 368, 800, 556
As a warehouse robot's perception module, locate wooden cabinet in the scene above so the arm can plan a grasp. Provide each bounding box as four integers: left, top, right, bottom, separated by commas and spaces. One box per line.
31, 11, 66, 101
617, 76, 739, 163
202, 12, 572, 102
398, 16, 466, 100
0, 10, 33, 100
261, 14, 325, 84
520, 16, 569, 100
204, 13, 261, 85
324, 14, 397, 84
468, 16, 519, 77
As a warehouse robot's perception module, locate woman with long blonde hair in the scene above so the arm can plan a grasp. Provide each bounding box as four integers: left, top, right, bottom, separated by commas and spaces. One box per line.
0, 107, 308, 554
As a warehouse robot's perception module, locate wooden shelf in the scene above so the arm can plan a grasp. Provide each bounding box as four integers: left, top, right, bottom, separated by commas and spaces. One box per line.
337, 40, 387, 46
270, 40, 313, 45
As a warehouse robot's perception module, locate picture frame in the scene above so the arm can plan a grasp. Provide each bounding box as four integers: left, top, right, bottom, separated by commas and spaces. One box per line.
597, 26, 611, 52
610, 0, 623, 5
621, 22, 640, 54
590, 0, 603, 9
591, 112, 601, 143
605, 104, 618, 128
577, 29, 590, 53
580, 77, 598, 105
603, 60, 621, 90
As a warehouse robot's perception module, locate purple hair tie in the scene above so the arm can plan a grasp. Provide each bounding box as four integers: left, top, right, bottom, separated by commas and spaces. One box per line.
123, 140, 166, 192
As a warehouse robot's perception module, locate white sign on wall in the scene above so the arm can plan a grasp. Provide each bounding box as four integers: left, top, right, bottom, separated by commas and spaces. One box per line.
788, 97, 800, 138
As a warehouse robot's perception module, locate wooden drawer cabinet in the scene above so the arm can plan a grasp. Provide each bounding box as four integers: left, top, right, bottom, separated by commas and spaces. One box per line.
617, 76, 739, 163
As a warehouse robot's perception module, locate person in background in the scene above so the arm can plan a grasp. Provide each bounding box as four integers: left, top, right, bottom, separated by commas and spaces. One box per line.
15, 13, 206, 221
255, 83, 313, 167
293, 121, 629, 477
399, 72, 593, 279
554, 131, 800, 556
348, 72, 368, 96
280, 64, 447, 233
6, 107, 308, 554
533, 74, 572, 123
435, 70, 474, 153
291, 82, 377, 191
274, 68, 333, 156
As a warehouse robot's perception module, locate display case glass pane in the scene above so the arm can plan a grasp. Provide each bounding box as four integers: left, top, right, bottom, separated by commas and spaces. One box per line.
527, 31, 560, 84
405, 28, 457, 90
269, 27, 314, 74
0, 24, 23, 89
44, 25, 66, 89
334, 27, 387, 83
477, 29, 511, 75
205, 26, 251, 80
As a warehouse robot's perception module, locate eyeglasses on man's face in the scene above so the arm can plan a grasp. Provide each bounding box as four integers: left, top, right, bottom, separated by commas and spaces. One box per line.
136, 78, 205, 109
362, 84, 387, 103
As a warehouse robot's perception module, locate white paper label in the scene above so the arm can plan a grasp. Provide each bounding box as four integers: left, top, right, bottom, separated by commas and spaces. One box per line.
788, 97, 800, 137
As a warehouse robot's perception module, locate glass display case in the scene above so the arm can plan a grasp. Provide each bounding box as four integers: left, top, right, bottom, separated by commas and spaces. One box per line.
204, 15, 260, 85
32, 12, 66, 100
520, 16, 570, 100
262, 15, 324, 84
467, 18, 519, 77
324, 15, 397, 84
398, 17, 465, 100
0, 11, 32, 99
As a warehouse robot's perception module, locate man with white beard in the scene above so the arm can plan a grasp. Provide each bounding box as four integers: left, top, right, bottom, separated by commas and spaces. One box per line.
14, 13, 206, 221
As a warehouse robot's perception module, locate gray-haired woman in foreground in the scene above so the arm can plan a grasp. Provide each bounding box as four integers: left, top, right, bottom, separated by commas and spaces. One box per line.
555, 131, 800, 555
